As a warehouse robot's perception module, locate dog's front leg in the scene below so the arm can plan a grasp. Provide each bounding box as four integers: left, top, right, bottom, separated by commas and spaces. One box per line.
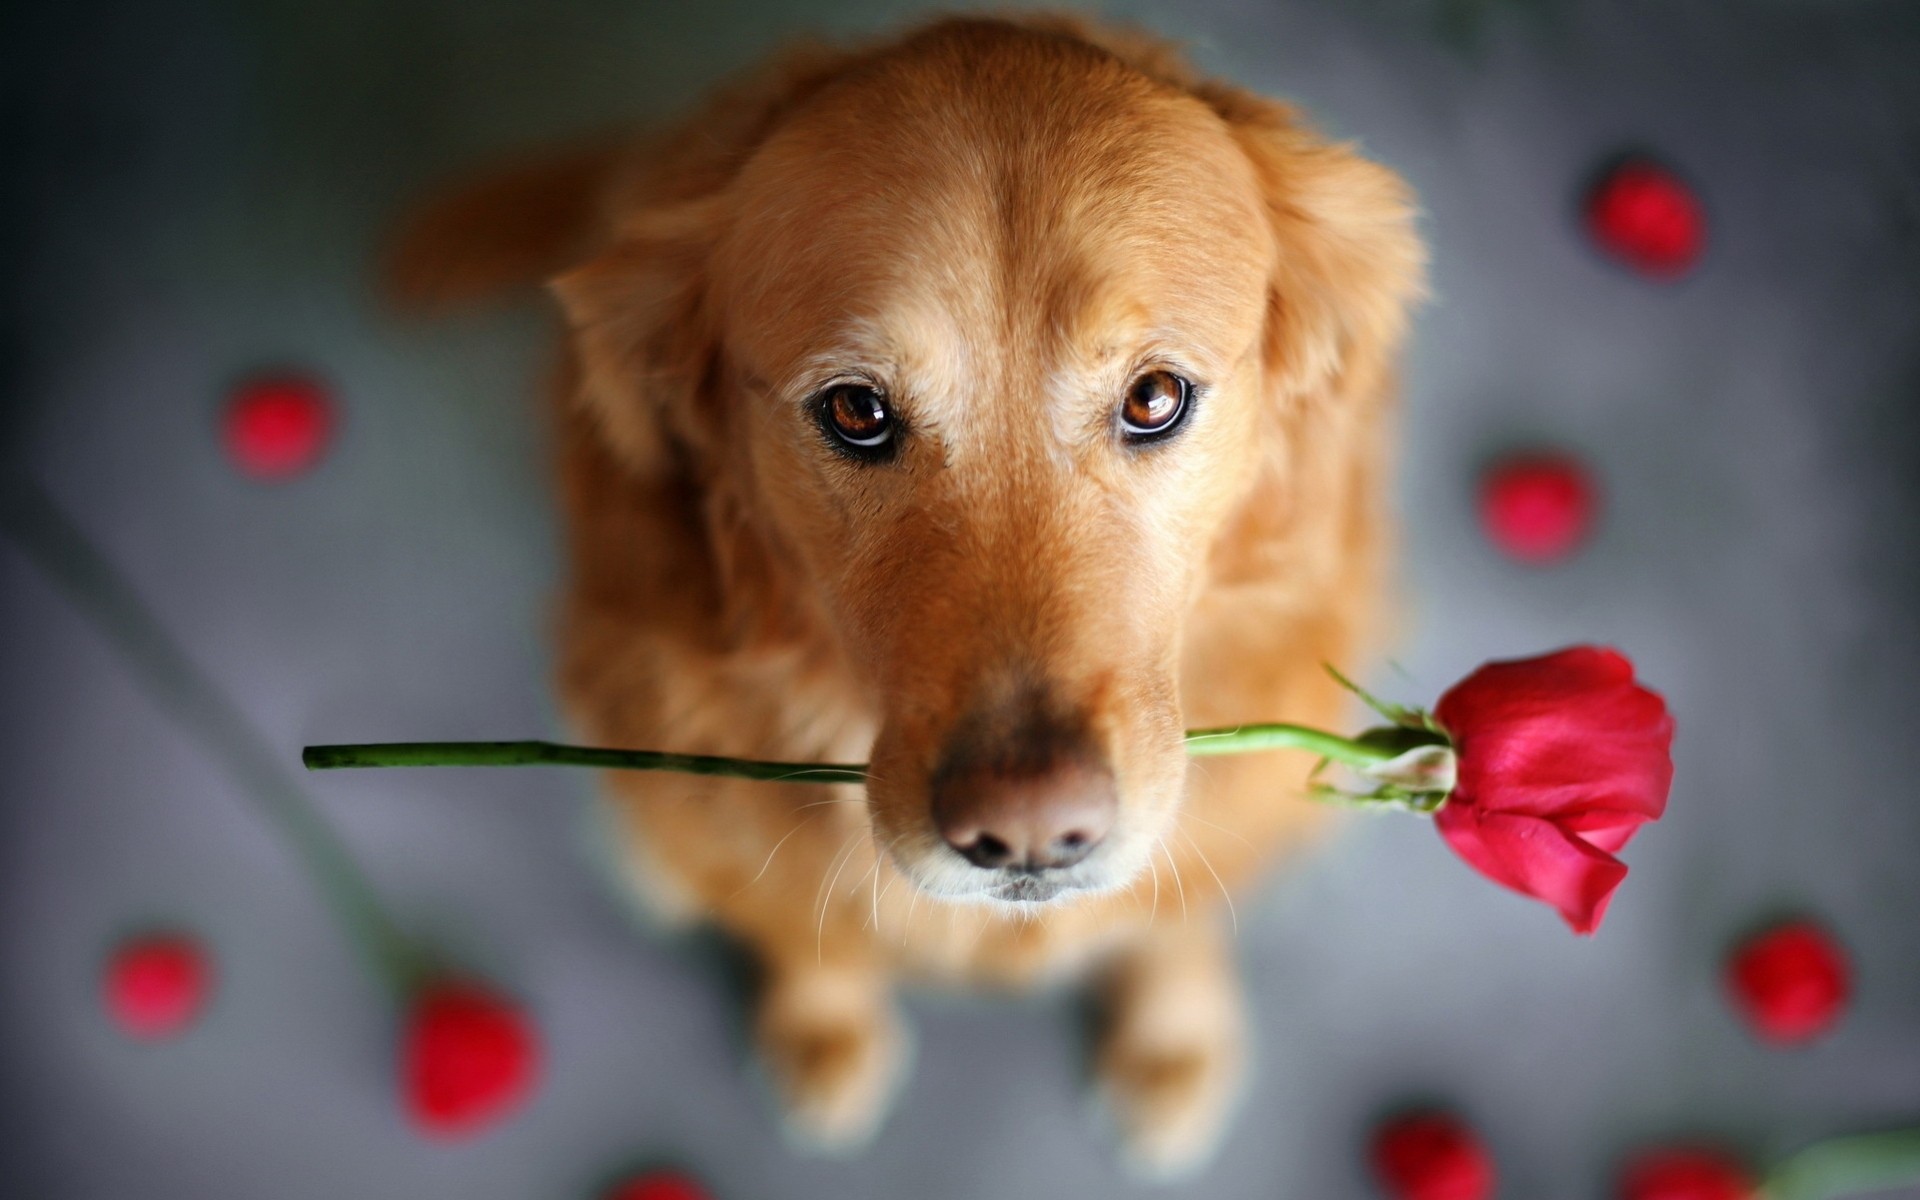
1094, 916, 1249, 1178
750, 910, 912, 1152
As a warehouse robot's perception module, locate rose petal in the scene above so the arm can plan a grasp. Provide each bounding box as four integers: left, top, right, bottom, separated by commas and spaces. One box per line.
1436, 647, 1674, 824
1437, 806, 1629, 935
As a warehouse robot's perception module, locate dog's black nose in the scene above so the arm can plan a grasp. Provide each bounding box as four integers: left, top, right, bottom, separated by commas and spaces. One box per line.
932, 743, 1116, 874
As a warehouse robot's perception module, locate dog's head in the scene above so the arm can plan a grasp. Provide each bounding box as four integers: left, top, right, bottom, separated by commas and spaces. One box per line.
555, 18, 1422, 907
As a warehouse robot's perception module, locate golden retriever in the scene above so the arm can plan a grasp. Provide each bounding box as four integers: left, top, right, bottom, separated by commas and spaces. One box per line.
391, 13, 1423, 1175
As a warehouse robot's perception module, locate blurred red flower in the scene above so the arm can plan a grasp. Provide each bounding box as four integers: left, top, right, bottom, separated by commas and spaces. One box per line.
224, 374, 335, 480
1618, 1147, 1756, 1200
1369, 1110, 1496, 1200
1478, 452, 1599, 564
1585, 157, 1706, 279
403, 978, 541, 1137
1726, 920, 1851, 1045
104, 932, 212, 1040
1433, 646, 1675, 934
604, 1170, 715, 1200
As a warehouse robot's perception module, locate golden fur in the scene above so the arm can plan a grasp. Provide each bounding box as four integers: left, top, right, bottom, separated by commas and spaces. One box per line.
390, 14, 1423, 1174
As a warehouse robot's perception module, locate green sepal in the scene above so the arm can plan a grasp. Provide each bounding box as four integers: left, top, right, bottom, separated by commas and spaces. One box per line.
1306, 779, 1450, 815
1323, 664, 1450, 737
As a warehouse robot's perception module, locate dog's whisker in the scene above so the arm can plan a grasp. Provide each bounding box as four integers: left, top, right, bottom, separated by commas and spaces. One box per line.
964, 904, 993, 957
902, 874, 922, 945
871, 836, 909, 932
1149, 851, 1162, 930
1181, 809, 1256, 854
813, 830, 864, 966
1156, 835, 1189, 925
863, 832, 888, 932
789, 796, 864, 813
727, 810, 822, 901
1180, 827, 1237, 939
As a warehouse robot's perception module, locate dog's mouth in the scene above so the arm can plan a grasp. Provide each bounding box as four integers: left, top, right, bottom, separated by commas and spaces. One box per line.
988, 875, 1065, 904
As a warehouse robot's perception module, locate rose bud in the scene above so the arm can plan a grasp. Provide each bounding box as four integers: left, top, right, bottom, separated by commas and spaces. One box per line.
604, 1170, 715, 1200
1431, 646, 1675, 934
1618, 1146, 1757, 1200
402, 978, 541, 1137
1725, 920, 1851, 1045
1369, 1110, 1497, 1200
104, 932, 213, 1041
1584, 156, 1706, 280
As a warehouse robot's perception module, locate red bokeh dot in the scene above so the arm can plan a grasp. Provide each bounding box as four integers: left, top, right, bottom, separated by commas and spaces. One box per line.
1369, 1110, 1497, 1200
223, 373, 335, 480
603, 1170, 715, 1200
1478, 451, 1599, 564
104, 932, 212, 1041
1618, 1146, 1757, 1200
1584, 156, 1707, 280
402, 978, 542, 1138
1725, 920, 1851, 1045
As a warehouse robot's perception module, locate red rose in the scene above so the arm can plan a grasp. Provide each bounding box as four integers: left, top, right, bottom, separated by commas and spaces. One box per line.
104, 932, 212, 1041
1369, 1111, 1497, 1200
1726, 920, 1851, 1045
402, 978, 541, 1137
1432, 646, 1675, 934
1618, 1147, 1756, 1200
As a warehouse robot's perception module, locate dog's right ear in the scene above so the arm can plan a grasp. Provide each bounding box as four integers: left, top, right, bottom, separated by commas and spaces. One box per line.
549, 199, 724, 481
548, 44, 856, 481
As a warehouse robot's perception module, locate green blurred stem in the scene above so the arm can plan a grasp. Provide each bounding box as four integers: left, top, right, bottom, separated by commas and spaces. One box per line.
303, 723, 1400, 778
1, 482, 427, 998
1764, 1129, 1920, 1200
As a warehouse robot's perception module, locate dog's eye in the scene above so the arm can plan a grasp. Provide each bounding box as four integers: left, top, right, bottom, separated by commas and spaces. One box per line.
819, 383, 896, 458
1120, 370, 1191, 440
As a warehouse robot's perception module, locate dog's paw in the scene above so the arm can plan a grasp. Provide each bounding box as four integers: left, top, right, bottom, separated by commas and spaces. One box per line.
1094, 1035, 1246, 1180
755, 983, 912, 1152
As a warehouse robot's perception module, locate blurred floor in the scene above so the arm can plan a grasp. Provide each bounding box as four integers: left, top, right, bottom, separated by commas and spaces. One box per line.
3, 1, 1920, 1197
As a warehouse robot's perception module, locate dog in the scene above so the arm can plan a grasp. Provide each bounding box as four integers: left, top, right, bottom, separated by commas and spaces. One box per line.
390, 13, 1423, 1175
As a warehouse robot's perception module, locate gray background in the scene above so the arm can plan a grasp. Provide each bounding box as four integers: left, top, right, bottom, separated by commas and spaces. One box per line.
4, 0, 1919, 1197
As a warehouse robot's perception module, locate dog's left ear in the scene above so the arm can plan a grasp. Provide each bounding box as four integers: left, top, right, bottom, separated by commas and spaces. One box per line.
1199, 84, 1426, 405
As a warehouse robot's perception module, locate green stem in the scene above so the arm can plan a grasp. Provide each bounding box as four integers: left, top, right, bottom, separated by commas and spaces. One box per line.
302, 724, 1398, 777
1763, 1128, 1920, 1200
1183, 723, 1401, 768
304, 740, 869, 783
1, 482, 427, 999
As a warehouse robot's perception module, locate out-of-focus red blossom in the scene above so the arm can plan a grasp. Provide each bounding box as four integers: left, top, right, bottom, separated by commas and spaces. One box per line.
104, 932, 212, 1040
223, 373, 335, 480
1369, 1111, 1497, 1200
603, 1170, 715, 1200
1618, 1147, 1757, 1200
1620, 1144, 1758, 1198
1726, 920, 1852, 1045
1584, 157, 1707, 279
1433, 646, 1675, 935
402, 978, 541, 1138
1478, 452, 1599, 564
